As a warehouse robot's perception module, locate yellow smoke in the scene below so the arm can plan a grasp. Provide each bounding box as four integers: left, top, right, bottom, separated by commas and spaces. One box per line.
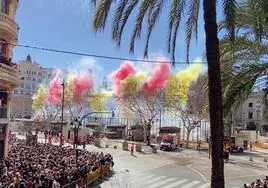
166, 64, 203, 103
64, 74, 75, 102
32, 84, 47, 109
121, 72, 147, 95
89, 91, 113, 111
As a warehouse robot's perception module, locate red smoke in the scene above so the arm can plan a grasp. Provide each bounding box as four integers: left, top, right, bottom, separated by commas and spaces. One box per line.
48, 77, 62, 104
73, 72, 94, 102
142, 62, 170, 96
111, 62, 136, 94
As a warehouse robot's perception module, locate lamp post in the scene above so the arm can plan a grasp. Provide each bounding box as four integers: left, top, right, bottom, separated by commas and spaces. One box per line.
60, 79, 65, 146
256, 101, 261, 140
70, 117, 82, 165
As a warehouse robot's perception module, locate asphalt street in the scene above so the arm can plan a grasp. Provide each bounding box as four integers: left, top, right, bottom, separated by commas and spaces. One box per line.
96, 146, 268, 188
14, 134, 268, 188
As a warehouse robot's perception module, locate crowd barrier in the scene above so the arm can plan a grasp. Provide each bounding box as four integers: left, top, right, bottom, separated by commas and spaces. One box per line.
62, 165, 111, 188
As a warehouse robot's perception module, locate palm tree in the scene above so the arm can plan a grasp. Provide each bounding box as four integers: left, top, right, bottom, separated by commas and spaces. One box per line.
219, 0, 268, 122
90, 0, 237, 187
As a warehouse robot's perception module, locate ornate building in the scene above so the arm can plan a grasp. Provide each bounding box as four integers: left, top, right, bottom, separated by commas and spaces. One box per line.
0, 0, 20, 159
10, 54, 55, 118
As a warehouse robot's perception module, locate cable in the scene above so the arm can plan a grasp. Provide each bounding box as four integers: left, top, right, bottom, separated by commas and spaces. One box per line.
0, 41, 206, 64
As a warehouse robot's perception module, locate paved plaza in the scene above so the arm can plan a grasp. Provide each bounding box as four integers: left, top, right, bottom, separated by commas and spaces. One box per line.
14, 134, 268, 188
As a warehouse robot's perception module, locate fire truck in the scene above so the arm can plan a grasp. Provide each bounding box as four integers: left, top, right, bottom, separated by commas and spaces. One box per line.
159, 127, 180, 151
223, 124, 254, 153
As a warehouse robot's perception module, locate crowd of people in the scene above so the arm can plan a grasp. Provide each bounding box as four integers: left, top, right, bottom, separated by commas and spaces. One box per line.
0, 139, 114, 188
243, 177, 268, 188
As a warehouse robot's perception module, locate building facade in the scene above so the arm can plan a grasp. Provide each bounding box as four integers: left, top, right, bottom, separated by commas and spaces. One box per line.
0, 0, 20, 159
235, 92, 268, 131
10, 54, 54, 118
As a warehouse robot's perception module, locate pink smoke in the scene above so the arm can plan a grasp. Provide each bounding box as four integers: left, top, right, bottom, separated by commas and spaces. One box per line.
73, 72, 94, 102
142, 62, 170, 96
48, 77, 62, 104
111, 62, 136, 94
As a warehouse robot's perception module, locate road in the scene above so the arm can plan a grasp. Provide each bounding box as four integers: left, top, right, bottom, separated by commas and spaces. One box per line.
14, 134, 268, 188
96, 145, 268, 188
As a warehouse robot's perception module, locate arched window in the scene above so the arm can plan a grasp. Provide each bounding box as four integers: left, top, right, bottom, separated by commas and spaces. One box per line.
0, 0, 8, 14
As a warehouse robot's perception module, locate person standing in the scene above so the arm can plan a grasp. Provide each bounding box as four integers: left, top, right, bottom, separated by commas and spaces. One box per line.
130, 143, 134, 155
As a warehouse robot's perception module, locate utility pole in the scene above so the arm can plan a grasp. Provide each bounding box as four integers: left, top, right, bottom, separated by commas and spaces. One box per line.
60, 79, 65, 146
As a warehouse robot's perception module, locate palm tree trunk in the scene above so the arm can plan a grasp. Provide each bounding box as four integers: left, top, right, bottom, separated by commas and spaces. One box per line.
203, 0, 225, 187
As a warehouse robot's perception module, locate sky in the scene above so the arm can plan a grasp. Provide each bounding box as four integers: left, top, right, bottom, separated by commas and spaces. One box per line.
12, 0, 224, 76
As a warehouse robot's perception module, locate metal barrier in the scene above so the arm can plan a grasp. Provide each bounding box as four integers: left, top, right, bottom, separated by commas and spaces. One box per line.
62, 165, 111, 188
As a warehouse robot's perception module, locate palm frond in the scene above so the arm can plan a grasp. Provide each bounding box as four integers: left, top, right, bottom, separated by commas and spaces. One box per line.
170, 0, 186, 64
144, 0, 164, 58
167, 0, 180, 54
93, 0, 114, 31
117, 0, 139, 46
112, 0, 129, 41
129, 0, 154, 54
185, 0, 200, 63
223, 63, 268, 116
223, 0, 237, 41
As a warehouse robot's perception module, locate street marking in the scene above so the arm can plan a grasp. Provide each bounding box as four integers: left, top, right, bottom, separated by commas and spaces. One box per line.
131, 174, 155, 182
162, 179, 189, 188
187, 165, 208, 182
147, 177, 177, 188
180, 180, 201, 188
198, 183, 210, 188
140, 176, 167, 186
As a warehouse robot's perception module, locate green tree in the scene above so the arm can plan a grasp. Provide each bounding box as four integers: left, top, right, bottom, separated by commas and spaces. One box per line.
90, 0, 237, 187
219, 0, 268, 122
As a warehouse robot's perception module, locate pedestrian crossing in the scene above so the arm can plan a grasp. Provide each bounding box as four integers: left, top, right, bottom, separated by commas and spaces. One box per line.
99, 171, 245, 188
129, 173, 210, 188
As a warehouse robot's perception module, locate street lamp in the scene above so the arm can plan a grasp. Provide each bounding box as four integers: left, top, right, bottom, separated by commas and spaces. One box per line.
60, 79, 65, 146
70, 117, 82, 165
70, 117, 82, 149
256, 101, 261, 132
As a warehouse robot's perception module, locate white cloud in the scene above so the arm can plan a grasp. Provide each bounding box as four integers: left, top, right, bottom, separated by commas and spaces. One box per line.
135, 52, 171, 73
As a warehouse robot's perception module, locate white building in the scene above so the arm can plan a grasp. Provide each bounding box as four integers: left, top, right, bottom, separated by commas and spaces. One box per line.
235, 91, 268, 131
10, 54, 55, 118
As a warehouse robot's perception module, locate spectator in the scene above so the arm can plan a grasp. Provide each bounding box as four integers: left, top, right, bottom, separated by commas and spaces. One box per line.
1, 140, 114, 188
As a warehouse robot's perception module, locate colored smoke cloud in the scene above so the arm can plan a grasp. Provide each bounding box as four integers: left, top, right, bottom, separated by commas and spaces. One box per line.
47, 76, 62, 104
73, 72, 94, 102
142, 61, 171, 96
111, 62, 136, 94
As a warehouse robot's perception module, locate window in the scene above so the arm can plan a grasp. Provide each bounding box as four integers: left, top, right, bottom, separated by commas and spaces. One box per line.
0, 0, 8, 14
20, 83, 24, 88
0, 39, 7, 56
248, 111, 253, 119
13, 90, 18, 94
248, 102, 253, 108
21, 77, 24, 80
32, 78, 35, 82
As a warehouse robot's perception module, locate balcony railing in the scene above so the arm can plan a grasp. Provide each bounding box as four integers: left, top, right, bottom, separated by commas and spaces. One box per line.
0, 63, 20, 86
0, 108, 7, 119
0, 12, 19, 37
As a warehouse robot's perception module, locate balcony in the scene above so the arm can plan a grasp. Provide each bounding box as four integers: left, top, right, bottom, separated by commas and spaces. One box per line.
0, 12, 19, 40
0, 63, 20, 88
0, 108, 7, 119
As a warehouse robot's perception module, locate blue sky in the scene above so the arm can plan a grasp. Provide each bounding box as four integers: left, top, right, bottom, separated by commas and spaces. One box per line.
13, 0, 224, 75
